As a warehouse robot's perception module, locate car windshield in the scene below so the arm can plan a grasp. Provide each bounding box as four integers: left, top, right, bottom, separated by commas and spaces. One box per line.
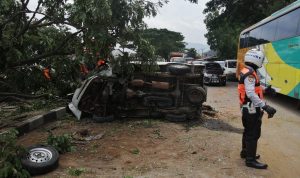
192, 61, 203, 64
205, 63, 222, 70
228, 61, 236, 68
171, 57, 185, 63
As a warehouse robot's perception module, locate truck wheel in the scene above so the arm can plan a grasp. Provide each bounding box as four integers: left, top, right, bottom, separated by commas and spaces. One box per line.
21, 145, 59, 175
149, 111, 164, 119
186, 86, 206, 105
221, 80, 226, 86
165, 114, 187, 122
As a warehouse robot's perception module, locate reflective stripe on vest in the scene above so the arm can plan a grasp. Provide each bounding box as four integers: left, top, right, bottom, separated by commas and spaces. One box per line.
237, 67, 263, 105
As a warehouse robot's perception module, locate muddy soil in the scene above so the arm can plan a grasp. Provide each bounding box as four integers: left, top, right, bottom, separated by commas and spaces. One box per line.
18, 82, 300, 178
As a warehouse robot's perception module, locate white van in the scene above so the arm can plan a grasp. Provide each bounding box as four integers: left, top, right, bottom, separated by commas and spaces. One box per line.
215, 61, 225, 70
224, 59, 237, 80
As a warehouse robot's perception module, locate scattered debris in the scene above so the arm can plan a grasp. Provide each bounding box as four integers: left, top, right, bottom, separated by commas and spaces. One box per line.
72, 129, 105, 141
202, 104, 218, 117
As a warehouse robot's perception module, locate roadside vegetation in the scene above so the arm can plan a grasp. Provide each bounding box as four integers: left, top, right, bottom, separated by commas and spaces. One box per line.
0, 130, 30, 178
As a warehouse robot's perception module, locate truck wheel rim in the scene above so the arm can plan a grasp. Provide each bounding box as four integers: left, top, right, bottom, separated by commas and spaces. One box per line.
27, 148, 53, 163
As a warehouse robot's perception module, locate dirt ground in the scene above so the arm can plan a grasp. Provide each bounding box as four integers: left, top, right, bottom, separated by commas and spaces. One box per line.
18, 82, 300, 178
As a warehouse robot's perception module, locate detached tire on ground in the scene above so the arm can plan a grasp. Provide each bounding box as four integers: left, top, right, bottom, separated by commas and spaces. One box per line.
165, 113, 187, 122
21, 145, 59, 175
167, 64, 190, 75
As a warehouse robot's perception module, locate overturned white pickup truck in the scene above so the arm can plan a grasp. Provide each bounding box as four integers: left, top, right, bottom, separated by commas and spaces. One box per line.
68, 62, 207, 122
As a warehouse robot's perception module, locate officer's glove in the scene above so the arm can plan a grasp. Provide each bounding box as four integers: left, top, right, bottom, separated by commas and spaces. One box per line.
262, 105, 276, 118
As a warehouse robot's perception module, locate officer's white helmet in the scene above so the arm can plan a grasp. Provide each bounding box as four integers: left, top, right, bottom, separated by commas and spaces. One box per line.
244, 49, 265, 68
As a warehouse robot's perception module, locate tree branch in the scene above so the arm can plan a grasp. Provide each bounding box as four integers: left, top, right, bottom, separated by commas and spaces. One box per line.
17, 1, 43, 38
8, 51, 74, 67
9, 27, 83, 68
56, 29, 83, 50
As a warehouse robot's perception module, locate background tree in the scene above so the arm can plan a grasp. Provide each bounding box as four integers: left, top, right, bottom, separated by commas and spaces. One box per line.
203, 0, 296, 59
141, 28, 186, 60
186, 48, 197, 58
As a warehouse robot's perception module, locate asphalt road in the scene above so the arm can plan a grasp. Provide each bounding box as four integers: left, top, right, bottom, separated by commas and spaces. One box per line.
206, 81, 300, 178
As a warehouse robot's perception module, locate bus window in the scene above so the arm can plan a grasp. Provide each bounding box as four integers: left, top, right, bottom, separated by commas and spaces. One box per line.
239, 33, 248, 49
260, 20, 277, 43
275, 8, 300, 40
249, 27, 262, 47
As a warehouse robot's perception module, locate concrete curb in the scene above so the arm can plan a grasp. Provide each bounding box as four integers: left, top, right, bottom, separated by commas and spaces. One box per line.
15, 107, 66, 136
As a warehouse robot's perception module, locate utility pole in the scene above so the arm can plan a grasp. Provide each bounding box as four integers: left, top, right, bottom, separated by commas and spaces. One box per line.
200, 48, 204, 59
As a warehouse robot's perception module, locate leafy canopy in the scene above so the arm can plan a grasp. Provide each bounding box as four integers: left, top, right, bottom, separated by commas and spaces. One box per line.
141, 28, 186, 60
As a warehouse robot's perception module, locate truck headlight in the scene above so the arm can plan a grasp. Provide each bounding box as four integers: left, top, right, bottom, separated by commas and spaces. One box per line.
204, 73, 212, 77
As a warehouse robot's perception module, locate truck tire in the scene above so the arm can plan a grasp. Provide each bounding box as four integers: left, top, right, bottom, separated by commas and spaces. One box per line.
186, 86, 206, 105
21, 145, 59, 175
165, 113, 187, 122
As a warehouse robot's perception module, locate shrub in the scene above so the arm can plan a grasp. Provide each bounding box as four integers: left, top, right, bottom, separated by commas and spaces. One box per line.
0, 130, 30, 178
47, 133, 73, 154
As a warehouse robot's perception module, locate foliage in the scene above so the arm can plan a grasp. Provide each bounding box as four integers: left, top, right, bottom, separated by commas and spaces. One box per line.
203, 0, 296, 58
142, 28, 186, 60
131, 148, 140, 155
67, 167, 85, 176
186, 48, 197, 58
47, 133, 73, 154
0, 0, 198, 95
0, 129, 30, 178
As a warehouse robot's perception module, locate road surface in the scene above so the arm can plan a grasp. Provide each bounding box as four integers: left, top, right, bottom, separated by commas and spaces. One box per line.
18, 82, 300, 178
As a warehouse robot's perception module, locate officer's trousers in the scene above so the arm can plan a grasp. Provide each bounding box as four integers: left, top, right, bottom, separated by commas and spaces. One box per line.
241, 107, 263, 158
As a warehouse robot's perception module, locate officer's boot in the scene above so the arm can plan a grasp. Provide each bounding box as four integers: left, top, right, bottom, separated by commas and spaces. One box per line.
240, 138, 260, 159
245, 141, 267, 169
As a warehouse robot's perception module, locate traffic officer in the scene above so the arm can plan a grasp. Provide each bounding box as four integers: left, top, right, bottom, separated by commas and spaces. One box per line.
238, 48, 277, 169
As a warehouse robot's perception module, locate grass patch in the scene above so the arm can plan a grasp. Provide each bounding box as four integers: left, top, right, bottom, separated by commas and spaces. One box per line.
131, 148, 140, 155
68, 167, 85, 176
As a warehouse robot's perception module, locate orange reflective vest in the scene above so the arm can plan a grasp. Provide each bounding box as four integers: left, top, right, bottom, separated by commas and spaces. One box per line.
238, 67, 263, 105
97, 59, 106, 67
43, 68, 51, 80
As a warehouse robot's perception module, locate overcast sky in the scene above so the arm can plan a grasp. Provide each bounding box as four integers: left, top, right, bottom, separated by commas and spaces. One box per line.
145, 0, 210, 45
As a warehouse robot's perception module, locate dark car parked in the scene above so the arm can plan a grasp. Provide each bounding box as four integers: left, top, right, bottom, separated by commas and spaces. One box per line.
203, 62, 227, 86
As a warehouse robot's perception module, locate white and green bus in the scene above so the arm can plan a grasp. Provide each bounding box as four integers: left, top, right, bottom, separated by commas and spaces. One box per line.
237, 0, 300, 101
